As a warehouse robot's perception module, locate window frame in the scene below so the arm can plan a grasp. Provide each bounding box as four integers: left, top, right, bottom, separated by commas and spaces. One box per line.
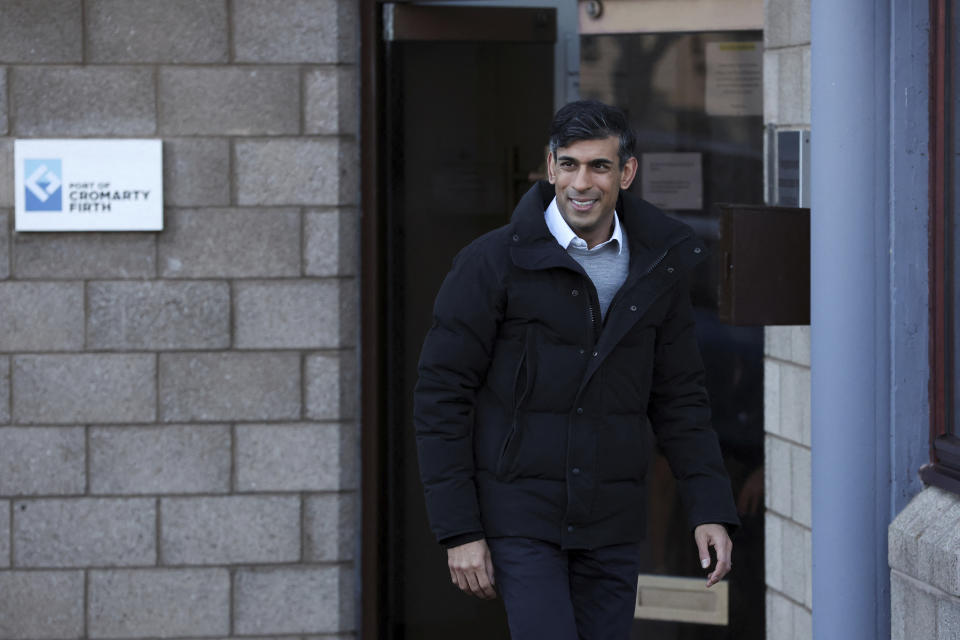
923, 0, 960, 494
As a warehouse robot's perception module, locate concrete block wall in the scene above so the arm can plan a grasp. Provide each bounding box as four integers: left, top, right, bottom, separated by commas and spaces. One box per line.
0, 1, 360, 637
763, 1, 811, 638
889, 487, 960, 640
763, 326, 811, 639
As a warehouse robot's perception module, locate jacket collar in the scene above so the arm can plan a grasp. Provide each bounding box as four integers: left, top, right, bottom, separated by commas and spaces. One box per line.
509, 181, 694, 275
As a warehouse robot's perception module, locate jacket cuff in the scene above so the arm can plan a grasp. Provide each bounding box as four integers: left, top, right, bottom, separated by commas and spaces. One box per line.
440, 531, 485, 549
690, 519, 741, 538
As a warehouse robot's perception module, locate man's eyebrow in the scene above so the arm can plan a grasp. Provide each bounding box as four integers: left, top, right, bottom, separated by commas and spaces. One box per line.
557, 155, 614, 165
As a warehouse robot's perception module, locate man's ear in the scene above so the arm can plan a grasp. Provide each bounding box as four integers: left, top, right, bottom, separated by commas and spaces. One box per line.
620, 156, 639, 189
546, 152, 557, 184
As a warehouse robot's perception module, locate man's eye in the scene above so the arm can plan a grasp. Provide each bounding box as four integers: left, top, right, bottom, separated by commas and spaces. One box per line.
560, 161, 574, 169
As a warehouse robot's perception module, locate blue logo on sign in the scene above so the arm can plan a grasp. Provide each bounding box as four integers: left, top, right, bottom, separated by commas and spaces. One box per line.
24, 159, 63, 211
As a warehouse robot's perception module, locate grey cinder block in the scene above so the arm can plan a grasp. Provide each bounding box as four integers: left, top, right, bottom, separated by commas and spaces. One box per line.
0, 571, 84, 639
305, 351, 358, 420
0, 67, 7, 134
0, 501, 8, 566
779, 518, 809, 606
764, 0, 810, 49
88, 568, 230, 638
305, 492, 355, 561
779, 361, 811, 446
0, 139, 12, 207
12, 354, 156, 424
0, 356, 8, 424
158, 208, 301, 278
234, 566, 348, 634
87, 0, 228, 63
0, 211, 10, 279
339, 277, 358, 347
235, 280, 340, 349
305, 67, 358, 135
0, 427, 85, 496
890, 571, 938, 640
764, 512, 783, 593
14, 498, 155, 567
0, 282, 84, 351
889, 487, 945, 579
940, 599, 960, 640
305, 209, 358, 277
13, 232, 156, 279
11, 67, 156, 136
162, 138, 231, 207
889, 487, 960, 597
764, 436, 792, 517
233, 0, 340, 63
90, 425, 231, 495
237, 423, 346, 491
791, 444, 811, 527
0, 1, 83, 63
159, 67, 300, 135
236, 138, 343, 206
158, 352, 300, 422
88, 281, 230, 350
766, 47, 806, 127
161, 495, 300, 564
337, 0, 359, 63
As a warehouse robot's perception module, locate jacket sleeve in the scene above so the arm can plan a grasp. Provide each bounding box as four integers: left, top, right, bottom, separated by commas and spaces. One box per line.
413, 242, 505, 545
647, 280, 741, 533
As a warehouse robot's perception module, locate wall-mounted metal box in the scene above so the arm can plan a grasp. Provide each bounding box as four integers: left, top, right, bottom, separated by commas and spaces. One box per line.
717, 204, 810, 325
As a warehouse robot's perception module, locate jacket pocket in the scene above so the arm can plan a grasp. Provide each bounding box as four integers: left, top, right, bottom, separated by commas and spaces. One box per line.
496, 326, 535, 480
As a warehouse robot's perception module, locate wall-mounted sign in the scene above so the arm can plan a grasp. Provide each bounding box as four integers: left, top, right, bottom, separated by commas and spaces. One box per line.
705, 41, 762, 117
641, 152, 703, 210
14, 139, 162, 232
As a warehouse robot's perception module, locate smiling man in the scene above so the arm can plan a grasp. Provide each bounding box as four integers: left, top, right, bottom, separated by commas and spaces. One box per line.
414, 100, 739, 639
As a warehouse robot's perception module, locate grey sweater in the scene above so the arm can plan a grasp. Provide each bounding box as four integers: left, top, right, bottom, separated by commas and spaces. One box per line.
567, 229, 630, 318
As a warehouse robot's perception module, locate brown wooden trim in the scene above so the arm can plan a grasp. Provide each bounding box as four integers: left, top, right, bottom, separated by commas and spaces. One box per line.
386, 4, 556, 42
360, 0, 386, 637
933, 433, 960, 467
920, 462, 960, 495
929, 0, 948, 458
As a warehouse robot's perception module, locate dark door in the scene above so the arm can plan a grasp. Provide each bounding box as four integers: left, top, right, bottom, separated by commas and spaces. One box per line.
380, 5, 555, 639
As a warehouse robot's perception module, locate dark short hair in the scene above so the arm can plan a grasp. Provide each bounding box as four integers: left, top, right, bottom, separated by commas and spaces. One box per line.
548, 100, 636, 167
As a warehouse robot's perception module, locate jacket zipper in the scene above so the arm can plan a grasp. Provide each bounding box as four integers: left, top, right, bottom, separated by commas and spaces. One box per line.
600, 234, 692, 326
587, 298, 598, 340
642, 233, 691, 277
499, 327, 533, 479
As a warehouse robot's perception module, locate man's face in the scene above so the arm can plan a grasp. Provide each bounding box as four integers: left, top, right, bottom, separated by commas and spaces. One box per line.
547, 136, 638, 246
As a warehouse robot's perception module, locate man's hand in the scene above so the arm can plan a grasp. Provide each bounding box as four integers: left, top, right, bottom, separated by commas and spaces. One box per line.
447, 539, 496, 599
694, 524, 732, 588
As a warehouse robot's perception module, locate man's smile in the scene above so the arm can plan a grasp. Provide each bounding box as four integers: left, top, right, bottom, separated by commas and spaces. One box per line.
569, 197, 598, 211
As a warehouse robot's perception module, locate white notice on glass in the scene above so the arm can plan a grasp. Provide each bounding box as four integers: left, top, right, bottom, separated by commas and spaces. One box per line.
705, 41, 762, 116
641, 153, 703, 211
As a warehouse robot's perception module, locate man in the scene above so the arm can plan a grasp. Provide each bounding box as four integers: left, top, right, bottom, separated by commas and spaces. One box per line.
414, 100, 739, 639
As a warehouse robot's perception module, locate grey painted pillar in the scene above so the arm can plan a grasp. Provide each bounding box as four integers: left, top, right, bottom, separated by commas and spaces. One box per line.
810, 0, 891, 638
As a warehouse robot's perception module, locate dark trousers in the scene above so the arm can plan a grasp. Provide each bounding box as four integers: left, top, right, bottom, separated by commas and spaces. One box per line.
486, 537, 644, 640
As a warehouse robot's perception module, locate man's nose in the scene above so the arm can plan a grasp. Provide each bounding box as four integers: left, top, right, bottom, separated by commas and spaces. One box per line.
571, 166, 591, 191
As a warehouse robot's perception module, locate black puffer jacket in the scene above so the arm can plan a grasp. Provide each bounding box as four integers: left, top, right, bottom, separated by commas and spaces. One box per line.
414, 181, 739, 550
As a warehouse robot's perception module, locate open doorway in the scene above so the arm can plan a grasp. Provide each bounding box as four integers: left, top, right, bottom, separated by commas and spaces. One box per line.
362, 3, 766, 638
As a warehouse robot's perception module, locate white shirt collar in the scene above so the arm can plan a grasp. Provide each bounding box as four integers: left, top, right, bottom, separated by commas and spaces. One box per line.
545, 196, 624, 254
